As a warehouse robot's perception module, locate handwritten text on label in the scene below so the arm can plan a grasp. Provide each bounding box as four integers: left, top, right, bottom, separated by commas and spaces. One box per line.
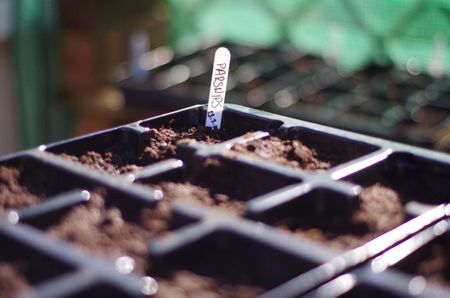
205, 48, 230, 129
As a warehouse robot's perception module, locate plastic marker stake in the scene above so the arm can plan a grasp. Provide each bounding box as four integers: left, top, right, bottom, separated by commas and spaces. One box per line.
205, 47, 231, 129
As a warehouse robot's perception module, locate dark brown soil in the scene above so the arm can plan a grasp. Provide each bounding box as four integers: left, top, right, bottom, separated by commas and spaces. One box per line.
45, 156, 260, 276
145, 158, 276, 217
59, 125, 237, 175
154, 241, 269, 297
230, 136, 331, 171
0, 165, 42, 211
0, 262, 30, 297
276, 184, 405, 250
46, 190, 172, 274
150, 181, 246, 217
193, 158, 283, 200
155, 270, 264, 298
59, 149, 142, 176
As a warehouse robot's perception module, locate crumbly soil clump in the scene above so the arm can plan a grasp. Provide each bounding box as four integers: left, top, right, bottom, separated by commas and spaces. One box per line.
230, 136, 331, 171
144, 157, 274, 217
0, 165, 41, 211
46, 191, 171, 274
276, 184, 405, 250
150, 181, 246, 217
59, 125, 238, 175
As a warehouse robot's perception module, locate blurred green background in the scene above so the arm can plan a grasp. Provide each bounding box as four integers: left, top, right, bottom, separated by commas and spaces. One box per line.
168, 0, 450, 74
2, 0, 450, 152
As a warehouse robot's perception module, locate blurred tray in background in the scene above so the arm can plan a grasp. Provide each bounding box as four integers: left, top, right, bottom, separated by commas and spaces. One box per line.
118, 43, 450, 152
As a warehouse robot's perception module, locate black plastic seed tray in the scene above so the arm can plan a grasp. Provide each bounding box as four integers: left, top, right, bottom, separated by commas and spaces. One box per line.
0, 104, 449, 298
118, 43, 450, 151
297, 218, 450, 298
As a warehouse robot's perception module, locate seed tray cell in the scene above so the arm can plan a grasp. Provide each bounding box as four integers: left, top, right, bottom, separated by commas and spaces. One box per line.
343, 152, 450, 206
45, 127, 155, 175
0, 226, 74, 297
0, 154, 122, 211
229, 126, 379, 171
301, 219, 450, 298
31, 189, 161, 276
135, 156, 301, 217
43, 107, 282, 176
261, 208, 449, 298
391, 220, 450, 292
148, 204, 335, 297
2, 170, 179, 278
0, 104, 449, 297
249, 186, 404, 251
0, 218, 153, 298
137, 104, 283, 133
0, 153, 159, 212
150, 226, 310, 296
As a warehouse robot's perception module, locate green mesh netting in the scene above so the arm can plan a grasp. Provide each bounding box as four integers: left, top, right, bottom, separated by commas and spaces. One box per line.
287, 0, 378, 72
167, 0, 450, 76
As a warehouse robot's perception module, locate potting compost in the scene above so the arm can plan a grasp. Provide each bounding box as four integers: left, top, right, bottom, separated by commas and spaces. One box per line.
0, 104, 449, 298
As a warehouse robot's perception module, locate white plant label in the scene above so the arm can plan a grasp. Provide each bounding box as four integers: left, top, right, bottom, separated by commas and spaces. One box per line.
205, 47, 230, 129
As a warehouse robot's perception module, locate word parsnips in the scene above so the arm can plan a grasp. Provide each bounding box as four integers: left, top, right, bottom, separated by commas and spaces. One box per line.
205, 47, 231, 129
